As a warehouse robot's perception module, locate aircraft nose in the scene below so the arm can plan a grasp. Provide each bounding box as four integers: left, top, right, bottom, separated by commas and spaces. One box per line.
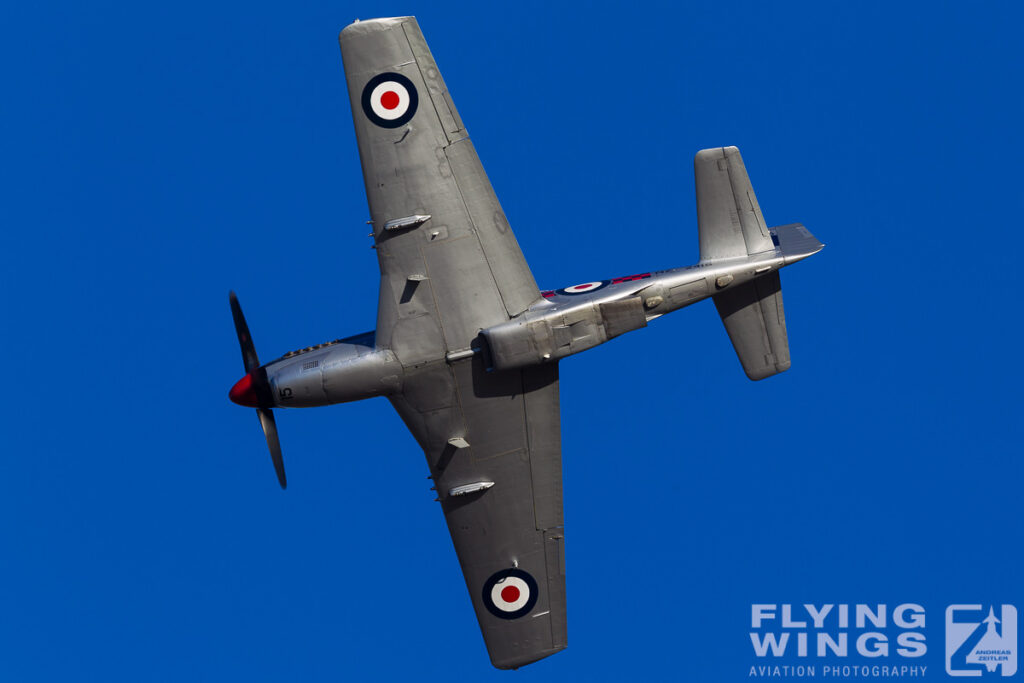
229, 373, 261, 407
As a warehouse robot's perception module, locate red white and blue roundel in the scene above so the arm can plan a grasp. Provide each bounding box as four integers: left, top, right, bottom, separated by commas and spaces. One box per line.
482, 568, 539, 620
361, 72, 418, 128
557, 280, 609, 296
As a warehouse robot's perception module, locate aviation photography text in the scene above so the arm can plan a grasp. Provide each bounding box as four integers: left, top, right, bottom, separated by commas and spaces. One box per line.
749, 603, 928, 679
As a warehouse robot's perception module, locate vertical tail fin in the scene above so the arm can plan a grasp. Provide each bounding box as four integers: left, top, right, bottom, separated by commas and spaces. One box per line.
695, 147, 795, 380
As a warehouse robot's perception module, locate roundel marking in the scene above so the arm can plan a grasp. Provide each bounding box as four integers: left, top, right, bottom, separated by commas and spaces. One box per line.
556, 280, 609, 296
361, 72, 418, 128
482, 568, 538, 620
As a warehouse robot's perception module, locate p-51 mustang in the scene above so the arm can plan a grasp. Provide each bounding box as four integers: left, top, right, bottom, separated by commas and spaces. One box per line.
228, 16, 823, 670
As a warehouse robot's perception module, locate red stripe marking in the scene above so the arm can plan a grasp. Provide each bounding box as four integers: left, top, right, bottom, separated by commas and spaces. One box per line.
611, 273, 651, 284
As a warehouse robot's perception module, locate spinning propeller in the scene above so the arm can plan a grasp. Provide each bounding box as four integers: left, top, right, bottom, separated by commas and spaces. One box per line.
228, 291, 287, 489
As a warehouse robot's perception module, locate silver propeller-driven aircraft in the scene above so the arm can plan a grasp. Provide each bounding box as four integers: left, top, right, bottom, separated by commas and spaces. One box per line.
228, 16, 823, 669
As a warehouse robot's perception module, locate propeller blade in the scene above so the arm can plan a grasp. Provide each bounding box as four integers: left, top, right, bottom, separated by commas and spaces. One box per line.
258, 408, 287, 489
230, 291, 287, 488
229, 291, 260, 373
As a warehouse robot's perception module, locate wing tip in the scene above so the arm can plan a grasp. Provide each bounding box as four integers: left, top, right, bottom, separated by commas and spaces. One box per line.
490, 644, 567, 670
694, 145, 741, 164
744, 359, 791, 381
340, 16, 413, 40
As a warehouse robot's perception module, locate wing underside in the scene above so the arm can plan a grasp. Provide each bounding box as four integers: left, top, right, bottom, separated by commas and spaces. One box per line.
339, 17, 540, 365
339, 17, 564, 669
389, 357, 567, 669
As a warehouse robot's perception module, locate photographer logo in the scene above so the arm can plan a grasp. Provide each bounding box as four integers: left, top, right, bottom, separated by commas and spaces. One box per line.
946, 604, 1017, 677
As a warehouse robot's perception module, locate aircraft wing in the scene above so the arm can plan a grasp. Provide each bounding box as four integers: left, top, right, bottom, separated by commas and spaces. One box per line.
339, 17, 540, 365
339, 18, 565, 669
388, 357, 567, 669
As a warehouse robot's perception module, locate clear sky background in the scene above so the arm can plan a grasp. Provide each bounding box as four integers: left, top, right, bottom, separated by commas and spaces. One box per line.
2, 2, 1022, 681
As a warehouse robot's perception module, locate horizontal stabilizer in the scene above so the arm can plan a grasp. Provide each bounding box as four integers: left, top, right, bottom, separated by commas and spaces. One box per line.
713, 272, 790, 381
695, 146, 773, 261
697, 146, 820, 380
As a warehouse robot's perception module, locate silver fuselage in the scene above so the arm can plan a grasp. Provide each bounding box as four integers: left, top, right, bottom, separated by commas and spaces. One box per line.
260, 223, 819, 408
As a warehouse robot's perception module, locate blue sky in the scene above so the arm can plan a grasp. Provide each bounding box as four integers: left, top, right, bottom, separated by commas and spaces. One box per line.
2, 2, 1022, 680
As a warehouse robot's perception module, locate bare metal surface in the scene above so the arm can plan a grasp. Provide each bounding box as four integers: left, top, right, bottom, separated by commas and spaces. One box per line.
229, 18, 824, 670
